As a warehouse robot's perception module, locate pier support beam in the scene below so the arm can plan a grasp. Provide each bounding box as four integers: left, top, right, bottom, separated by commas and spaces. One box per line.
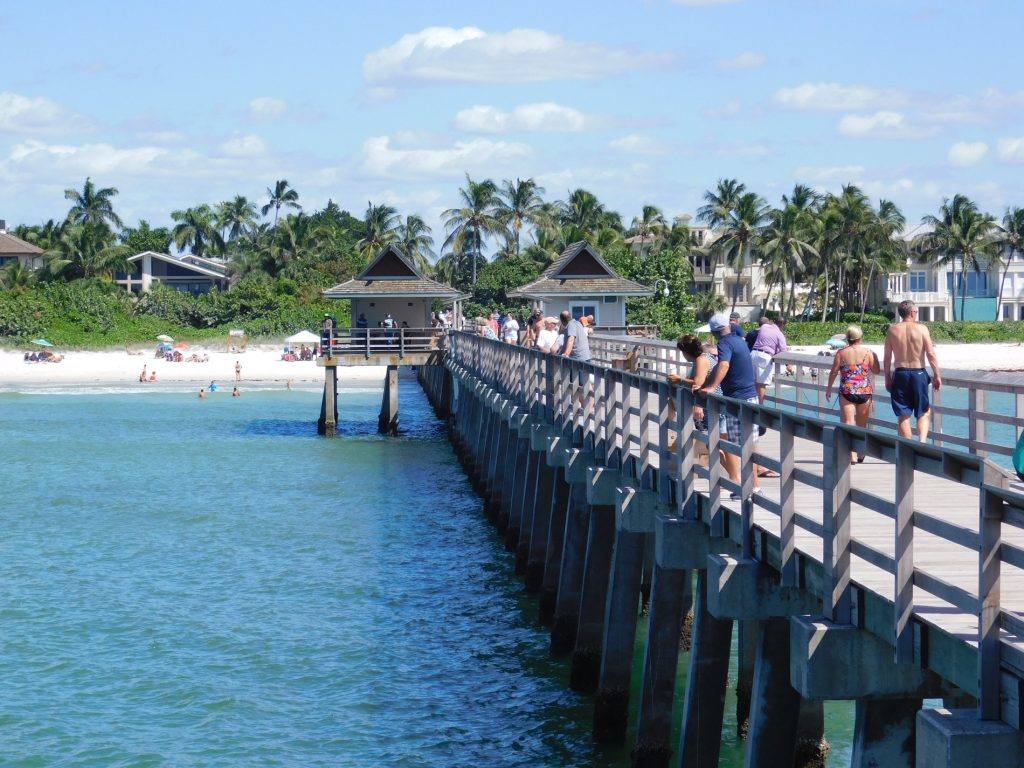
632, 516, 696, 768
526, 460, 557, 593
852, 697, 921, 768
744, 617, 802, 768
550, 449, 591, 654
595, 486, 659, 743
377, 364, 399, 435
539, 466, 570, 625
570, 502, 616, 693
677, 570, 733, 768
515, 450, 541, 574
916, 708, 1023, 768
317, 365, 338, 436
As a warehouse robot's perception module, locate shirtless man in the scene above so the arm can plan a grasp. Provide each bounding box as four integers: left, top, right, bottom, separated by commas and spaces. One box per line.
883, 300, 941, 441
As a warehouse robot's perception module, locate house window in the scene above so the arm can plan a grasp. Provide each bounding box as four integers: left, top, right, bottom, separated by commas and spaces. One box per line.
946, 271, 989, 296
1004, 304, 1012, 320
909, 271, 927, 292
571, 304, 597, 322
919, 307, 931, 321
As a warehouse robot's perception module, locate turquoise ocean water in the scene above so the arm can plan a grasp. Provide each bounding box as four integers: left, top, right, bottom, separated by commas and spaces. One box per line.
0, 380, 853, 767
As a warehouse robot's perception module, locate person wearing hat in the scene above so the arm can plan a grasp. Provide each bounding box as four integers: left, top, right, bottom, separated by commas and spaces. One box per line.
728, 311, 745, 338
825, 324, 880, 463
698, 312, 763, 498
536, 316, 560, 353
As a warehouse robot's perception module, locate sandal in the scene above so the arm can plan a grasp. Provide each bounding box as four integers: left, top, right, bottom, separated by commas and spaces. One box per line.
757, 470, 781, 479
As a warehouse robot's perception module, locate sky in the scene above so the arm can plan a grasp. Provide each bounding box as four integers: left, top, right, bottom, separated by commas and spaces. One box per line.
1, 0, 1022, 241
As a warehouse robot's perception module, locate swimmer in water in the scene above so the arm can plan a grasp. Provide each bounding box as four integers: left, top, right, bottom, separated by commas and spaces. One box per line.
198, 388, 205, 399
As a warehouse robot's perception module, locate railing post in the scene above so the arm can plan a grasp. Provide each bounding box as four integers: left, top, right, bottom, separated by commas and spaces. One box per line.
399, 327, 405, 358
979, 466, 1003, 721
707, 397, 724, 537
894, 440, 915, 662
544, 353, 556, 424
678, 387, 695, 519
969, 388, 987, 457
739, 401, 756, 559
779, 413, 796, 586
656, 381, 671, 504
639, 380, 652, 488
822, 424, 852, 624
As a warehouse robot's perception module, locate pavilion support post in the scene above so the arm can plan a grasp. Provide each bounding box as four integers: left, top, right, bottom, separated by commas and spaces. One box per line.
377, 364, 399, 435
317, 364, 338, 436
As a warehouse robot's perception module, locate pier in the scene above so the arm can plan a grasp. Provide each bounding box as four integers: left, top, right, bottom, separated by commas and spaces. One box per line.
416, 330, 1024, 768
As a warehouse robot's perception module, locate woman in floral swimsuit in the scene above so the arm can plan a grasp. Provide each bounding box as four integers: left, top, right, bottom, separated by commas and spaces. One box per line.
826, 324, 880, 463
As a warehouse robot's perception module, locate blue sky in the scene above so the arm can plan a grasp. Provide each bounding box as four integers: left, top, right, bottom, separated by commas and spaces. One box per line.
1, 0, 1022, 239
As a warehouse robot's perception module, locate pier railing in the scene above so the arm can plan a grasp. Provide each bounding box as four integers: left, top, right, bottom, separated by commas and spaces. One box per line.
589, 331, 1024, 460
447, 330, 1024, 722
320, 327, 443, 359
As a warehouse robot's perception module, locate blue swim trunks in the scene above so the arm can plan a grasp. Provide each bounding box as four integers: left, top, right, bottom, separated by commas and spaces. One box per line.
890, 368, 931, 419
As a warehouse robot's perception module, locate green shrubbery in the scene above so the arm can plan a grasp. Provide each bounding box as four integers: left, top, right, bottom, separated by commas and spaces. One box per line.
0, 278, 347, 348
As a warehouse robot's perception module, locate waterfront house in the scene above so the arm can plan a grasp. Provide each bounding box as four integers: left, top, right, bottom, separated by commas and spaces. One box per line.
0, 222, 44, 270
508, 241, 654, 327
323, 244, 464, 327
114, 251, 230, 295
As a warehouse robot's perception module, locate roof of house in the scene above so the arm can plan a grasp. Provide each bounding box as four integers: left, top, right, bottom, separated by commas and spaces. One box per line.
508, 241, 654, 298
323, 245, 462, 299
127, 251, 229, 279
0, 231, 44, 256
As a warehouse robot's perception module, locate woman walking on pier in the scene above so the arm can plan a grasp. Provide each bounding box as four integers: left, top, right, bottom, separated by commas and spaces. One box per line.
826, 324, 880, 463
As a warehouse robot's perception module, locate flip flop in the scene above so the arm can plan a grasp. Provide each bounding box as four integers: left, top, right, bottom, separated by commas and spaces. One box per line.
757, 470, 781, 479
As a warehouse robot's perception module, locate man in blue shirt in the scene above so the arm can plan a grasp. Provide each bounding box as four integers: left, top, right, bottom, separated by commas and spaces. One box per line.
699, 312, 762, 498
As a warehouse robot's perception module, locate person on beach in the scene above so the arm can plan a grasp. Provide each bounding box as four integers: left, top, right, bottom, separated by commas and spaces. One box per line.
287, 379, 293, 390
826, 325, 880, 463
139, 364, 147, 383
750, 317, 789, 404
884, 300, 941, 442
232, 387, 240, 397
234, 360, 241, 382
699, 313, 770, 497
198, 389, 205, 399
149, 371, 157, 382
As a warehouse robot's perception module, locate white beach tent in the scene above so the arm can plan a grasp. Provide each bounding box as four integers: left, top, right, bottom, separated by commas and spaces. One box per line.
285, 330, 320, 345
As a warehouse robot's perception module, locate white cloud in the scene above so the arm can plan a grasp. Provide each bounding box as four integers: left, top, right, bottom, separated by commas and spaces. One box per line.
774, 82, 904, 112
997, 137, 1024, 163
220, 134, 268, 157
0, 92, 90, 134
358, 135, 531, 179
3, 139, 168, 178
794, 164, 867, 182
248, 96, 287, 121
609, 134, 666, 155
363, 27, 673, 88
947, 141, 988, 167
837, 111, 934, 139
714, 51, 765, 71
454, 102, 591, 133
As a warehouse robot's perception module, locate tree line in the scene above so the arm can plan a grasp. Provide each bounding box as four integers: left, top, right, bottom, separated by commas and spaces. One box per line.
3, 175, 1023, 324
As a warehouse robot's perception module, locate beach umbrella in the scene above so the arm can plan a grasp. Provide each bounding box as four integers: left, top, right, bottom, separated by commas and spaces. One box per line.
173, 342, 189, 350
157, 334, 174, 343
31, 338, 54, 347
285, 330, 320, 344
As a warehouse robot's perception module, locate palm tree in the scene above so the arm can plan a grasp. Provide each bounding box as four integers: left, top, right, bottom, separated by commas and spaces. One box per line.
357, 202, 401, 261
917, 195, 1000, 321
261, 179, 301, 227
858, 199, 906, 322
697, 178, 746, 228
217, 196, 258, 242
711, 191, 769, 313
759, 203, 818, 315
824, 185, 873, 321
629, 205, 668, 257
494, 178, 545, 258
692, 289, 727, 320
396, 214, 435, 272
0, 261, 34, 291
560, 188, 608, 235
442, 175, 500, 284
65, 177, 122, 229
782, 183, 822, 212
44, 223, 131, 279
171, 205, 224, 258
996, 208, 1024, 320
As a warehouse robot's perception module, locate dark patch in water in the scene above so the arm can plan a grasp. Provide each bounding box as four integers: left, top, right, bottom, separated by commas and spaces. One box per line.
241, 419, 319, 437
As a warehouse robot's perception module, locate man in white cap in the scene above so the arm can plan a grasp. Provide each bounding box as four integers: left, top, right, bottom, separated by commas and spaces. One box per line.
536, 317, 560, 353
699, 312, 762, 498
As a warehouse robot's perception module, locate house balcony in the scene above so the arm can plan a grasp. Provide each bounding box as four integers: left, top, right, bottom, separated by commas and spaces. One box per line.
886, 290, 949, 305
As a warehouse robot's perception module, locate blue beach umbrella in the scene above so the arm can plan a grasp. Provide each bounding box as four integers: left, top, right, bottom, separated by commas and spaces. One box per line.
30, 338, 54, 347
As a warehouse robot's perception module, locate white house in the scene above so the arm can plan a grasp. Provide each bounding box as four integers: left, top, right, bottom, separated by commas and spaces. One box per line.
508, 241, 654, 326
323, 245, 464, 327
115, 251, 230, 294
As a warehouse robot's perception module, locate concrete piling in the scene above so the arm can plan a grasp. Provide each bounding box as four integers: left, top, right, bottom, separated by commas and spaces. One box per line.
526, 461, 556, 593
851, 697, 922, 768
744, 617, 801, 768
515, 450, 541, 574
570, 502, 616, 693
551, 465, 590, 655
377, 364, 399, 435
317, 365, 338, 436
539, 467, 570, 625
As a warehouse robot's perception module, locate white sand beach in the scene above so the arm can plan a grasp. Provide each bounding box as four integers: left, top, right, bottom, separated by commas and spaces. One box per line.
0, 346, 387, 390
788, 342, 1024, 372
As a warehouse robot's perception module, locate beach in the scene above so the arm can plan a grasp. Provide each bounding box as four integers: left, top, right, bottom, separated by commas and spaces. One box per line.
0, 346, 387, 390
3, 342, 1023, 391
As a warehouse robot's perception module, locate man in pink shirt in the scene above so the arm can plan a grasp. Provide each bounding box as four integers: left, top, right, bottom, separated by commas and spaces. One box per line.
750, 317, 788, 403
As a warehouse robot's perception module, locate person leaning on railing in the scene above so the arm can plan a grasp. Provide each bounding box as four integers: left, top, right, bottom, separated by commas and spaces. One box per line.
666, 334, 719, 454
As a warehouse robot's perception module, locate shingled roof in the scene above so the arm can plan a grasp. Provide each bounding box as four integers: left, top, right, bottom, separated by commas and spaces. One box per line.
323, 245, 462, 299
508, 241, 654, 298
0, 231, 43, 256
